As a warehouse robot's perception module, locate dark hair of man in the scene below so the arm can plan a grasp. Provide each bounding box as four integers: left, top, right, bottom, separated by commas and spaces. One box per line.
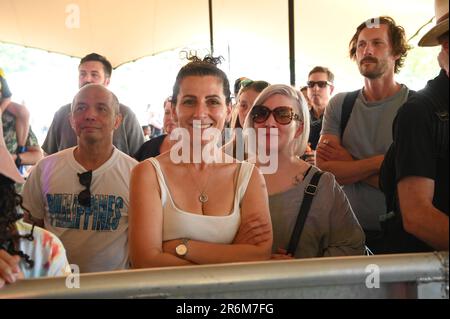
79, 53, 113, 79
308, 66, 335, 83
171, 55, 232, 106
0, 175, 34, 268
349, 16, 411, 74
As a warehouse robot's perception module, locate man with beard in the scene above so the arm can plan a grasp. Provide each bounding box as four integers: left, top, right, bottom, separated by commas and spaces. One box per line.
42, 53, 144, 156
316, 17, 411, 253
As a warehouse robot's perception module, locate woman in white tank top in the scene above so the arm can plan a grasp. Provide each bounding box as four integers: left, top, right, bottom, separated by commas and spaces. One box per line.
129, 57, 273, 268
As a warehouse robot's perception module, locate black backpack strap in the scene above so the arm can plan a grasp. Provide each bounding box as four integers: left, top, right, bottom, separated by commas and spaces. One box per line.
287, 170, 324, 256
340, 90, 360, 140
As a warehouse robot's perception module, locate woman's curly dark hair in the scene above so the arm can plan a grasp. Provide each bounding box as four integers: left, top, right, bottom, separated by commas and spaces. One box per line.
0, 175, 35, 268
187, 55, 224, 66
171, 54, 231, 106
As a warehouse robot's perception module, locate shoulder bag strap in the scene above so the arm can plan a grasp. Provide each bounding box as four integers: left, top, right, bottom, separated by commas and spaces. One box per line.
340, 90, 360, 140
287, 170, 324, 256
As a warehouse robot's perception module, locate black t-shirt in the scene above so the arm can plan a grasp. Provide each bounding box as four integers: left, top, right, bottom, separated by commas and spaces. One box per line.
380, 70, 448, 253
394, 70, 449, 215
134, 134, 167, 162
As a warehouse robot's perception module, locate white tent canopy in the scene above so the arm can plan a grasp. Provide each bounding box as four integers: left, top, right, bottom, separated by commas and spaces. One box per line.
0, 0, 210, 68
1, 0, 440, 96
1, 0, 436, 70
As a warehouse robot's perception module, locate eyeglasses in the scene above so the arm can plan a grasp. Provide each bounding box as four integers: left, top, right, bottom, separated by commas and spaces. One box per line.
251, 105, 301, 125
307, 81, 333, 89
77, 171, 92, 207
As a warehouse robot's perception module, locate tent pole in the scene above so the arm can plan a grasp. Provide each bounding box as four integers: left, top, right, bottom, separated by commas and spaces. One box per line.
209, 0, 214, 55
288, 0, 295, 86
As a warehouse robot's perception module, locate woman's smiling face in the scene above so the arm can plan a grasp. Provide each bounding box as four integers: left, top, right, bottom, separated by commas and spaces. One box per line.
173, 75, 231, 146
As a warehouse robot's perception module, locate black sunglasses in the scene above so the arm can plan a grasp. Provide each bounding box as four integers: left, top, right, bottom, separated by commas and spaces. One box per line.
77, 171, 92, 207
307, 80, 333, 89
251, 105, 301, 125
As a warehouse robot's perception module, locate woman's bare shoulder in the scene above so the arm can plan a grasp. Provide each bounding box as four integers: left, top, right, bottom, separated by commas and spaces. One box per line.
131, 159, 158, 182
154, 151, 176, 169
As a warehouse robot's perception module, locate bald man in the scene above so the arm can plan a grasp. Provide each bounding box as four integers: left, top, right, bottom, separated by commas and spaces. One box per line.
23, 84, 138, 273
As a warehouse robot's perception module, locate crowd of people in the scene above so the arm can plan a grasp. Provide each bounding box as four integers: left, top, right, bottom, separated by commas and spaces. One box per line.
1, 0, 448, 289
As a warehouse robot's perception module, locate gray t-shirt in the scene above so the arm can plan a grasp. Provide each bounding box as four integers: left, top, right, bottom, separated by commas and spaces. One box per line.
269, 166, 365, 258
321, 85, 409, 231
42, 103, 145, 156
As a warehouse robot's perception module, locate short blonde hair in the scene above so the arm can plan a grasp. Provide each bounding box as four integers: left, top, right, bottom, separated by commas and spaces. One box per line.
243, 84, 310, 156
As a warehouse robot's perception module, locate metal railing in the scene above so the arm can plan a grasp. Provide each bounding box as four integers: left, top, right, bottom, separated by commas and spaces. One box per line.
1, 252, 448, 299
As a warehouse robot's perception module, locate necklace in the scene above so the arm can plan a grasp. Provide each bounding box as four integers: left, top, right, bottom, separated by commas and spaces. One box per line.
186, 163, 213, 204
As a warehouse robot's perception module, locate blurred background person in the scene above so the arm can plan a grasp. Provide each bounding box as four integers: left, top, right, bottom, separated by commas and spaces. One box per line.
225, 80, 270, 160
134, 97, 177, 161
0, 68, 30, 160
300, 85, 313, 111
232, 80, 270, 130
142, 125, 151, 141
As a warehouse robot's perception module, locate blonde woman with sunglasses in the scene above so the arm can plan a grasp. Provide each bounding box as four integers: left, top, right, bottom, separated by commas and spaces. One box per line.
243, 84, 365, 259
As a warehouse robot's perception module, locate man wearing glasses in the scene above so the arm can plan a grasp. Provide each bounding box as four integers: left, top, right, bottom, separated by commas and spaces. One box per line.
306, 66, 335, 151
22, 84, 138, 273
316, 17, 411, 253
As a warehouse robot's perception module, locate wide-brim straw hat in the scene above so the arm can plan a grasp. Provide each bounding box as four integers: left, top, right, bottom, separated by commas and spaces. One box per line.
419, 0, 449, 47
